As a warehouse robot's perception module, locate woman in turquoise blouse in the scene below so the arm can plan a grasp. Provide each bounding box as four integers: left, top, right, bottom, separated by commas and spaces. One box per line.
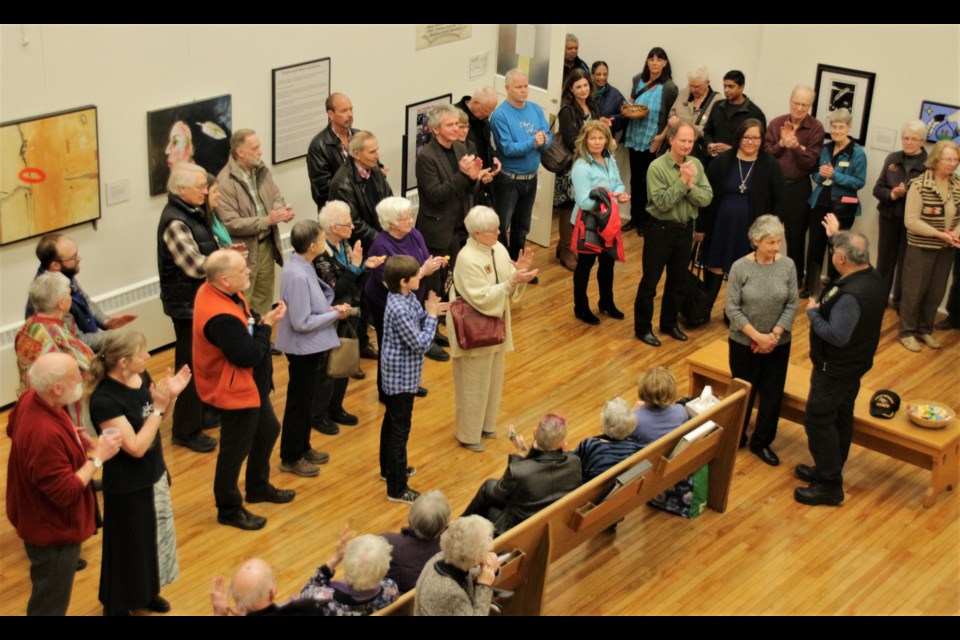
570, 120, 631, 325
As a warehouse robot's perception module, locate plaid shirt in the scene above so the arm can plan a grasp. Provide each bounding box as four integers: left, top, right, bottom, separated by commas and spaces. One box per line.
381, 292, 437, 395
162, 219, 210, 279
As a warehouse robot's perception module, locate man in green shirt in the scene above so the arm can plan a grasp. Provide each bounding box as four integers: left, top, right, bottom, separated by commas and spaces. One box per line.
634, 121, 712, 347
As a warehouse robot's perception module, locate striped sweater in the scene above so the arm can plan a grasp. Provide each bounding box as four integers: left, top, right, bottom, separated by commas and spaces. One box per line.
905, 170, 960, 249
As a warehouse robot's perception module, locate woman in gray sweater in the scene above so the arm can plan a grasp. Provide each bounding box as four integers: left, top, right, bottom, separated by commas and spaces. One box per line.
725, 215, 798, 467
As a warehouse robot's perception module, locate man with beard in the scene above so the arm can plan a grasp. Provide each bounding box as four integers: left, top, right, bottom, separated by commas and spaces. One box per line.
218, 129, 295, 316
6, 353, 122, 615
28, 234, 138, 352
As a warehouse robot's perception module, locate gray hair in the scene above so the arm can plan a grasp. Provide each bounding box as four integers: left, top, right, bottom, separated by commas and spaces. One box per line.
318, 200, 351, 233
464, 205, 500, 234
748, 214, 785, 245
832, 231, 870, 266
565, 33, 579, 44
440, 516, 494, 571
535, 413, 568, 451
376, 196, 414, 230
828, 108, 852, 126
29, 271, 71, 314
342, 534, 392, 591
408, 490, 451, 540
27, 353, 77, 395
601, 397, 636, 441
349, 131, 376, 156
791, 84, 815, 102
472, 86, 498, 106
902, 119, 927, 138
230, 128, 256, 158
290, 219, 321, 255
167, 161, 205, 195
428, 103, 461, 130
504, 68, 528, 87
687, 66, 710, 84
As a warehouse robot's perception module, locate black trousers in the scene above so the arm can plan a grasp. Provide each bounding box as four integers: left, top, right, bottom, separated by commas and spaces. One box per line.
804, 370, 860, 487
628, 148, 657, 229
876, 214, 908, 305
573, 251, 615, 312
214, 403, 280, 515
634, 220, 692, 335
781, 179, 812, 285
462, 479, 506, 535
945, 249, 960, 323
312, 369, 348, 424
280, 352, 324, 464
171, 317, 203, 441
728, 339, 791, 449
24, 542, 80, 616
380, 392, 414, 497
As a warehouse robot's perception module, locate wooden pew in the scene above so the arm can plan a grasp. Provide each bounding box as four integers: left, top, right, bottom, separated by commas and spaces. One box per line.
376, 379, 751, 616
686, 339, 960, 508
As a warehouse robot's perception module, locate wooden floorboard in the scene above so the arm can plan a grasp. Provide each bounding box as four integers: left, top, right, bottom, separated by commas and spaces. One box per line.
1, 219, 957, 615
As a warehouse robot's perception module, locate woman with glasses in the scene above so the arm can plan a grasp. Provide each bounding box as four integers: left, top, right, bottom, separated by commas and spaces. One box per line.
697, 118, 785, 323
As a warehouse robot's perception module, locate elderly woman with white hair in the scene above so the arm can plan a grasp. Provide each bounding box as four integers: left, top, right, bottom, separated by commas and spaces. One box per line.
363, 196, 447, 403
312, 201, 386, 428
663, 66, 720, 163
381, 490, 451, 593
15, 271, 95, 426
448, 206, 538, 452
725, 215, 798, 466
872, 120, 929, 308
299, 528, 400, 615
414, 515, 500, 616
805, 108, 867, 288
572, 398, 643, 483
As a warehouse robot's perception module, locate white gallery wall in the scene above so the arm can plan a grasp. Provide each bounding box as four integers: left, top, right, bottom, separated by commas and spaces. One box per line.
1, 24, 958, 404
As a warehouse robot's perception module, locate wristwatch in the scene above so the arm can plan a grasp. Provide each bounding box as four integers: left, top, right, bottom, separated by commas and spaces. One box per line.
152, 408, 164, 418
89, 456, 103, 470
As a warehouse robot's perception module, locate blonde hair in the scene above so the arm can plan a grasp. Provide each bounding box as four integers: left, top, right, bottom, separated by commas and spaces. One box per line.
638, 367, 677, 409
574, 120, 616, 159
85, 329, 147, 397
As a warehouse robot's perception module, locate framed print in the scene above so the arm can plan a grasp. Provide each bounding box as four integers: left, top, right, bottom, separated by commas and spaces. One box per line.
813, 64, 876, 143
402, 94, 452, 194
919, 100, 960, 144
147, 95, 232, 196
0, 105, 101, 246
272, 57, 331, 164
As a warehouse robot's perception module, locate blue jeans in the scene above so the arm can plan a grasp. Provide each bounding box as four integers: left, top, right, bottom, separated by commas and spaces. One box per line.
493, 173, 538, 260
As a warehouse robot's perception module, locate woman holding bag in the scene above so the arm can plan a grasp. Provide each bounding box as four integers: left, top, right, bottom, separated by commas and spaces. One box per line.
448, 206, 538, 452
570, 120, 630, 325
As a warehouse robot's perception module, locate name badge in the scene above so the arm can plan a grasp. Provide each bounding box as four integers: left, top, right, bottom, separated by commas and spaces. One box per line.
838, 161, 851, 168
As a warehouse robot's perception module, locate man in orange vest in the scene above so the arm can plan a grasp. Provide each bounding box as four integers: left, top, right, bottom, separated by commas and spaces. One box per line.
193, 249, 293, 530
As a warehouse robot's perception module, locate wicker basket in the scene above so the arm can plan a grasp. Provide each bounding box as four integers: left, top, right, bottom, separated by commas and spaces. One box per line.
620, 104, 649, 120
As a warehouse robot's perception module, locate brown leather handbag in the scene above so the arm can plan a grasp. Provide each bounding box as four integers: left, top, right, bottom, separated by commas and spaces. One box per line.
449, 297, 506, 349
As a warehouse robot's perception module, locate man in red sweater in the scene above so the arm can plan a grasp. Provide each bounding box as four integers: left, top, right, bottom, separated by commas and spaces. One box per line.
6, 352, 121, 615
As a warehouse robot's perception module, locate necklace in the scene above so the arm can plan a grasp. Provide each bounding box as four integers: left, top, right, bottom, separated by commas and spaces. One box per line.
737, 157, 755, 194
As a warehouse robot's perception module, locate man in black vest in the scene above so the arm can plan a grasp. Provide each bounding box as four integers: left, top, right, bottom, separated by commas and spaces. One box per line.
157, 162, 223, 453
796, 214, 886, 506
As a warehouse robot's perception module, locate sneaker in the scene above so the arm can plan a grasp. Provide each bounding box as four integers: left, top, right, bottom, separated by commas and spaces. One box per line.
918, 334, 942, 349
899, 336, 922, 352
380, 466, 417, 481
303, 449, 330, 465
172, 432, 218, 453
279, 458, 320, 477
387, 488, 421, 504
246, 485, 296, 504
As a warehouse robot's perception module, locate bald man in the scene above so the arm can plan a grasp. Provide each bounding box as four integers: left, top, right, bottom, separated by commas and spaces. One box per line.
211, 558, 324, 616
7, 353, 122, 615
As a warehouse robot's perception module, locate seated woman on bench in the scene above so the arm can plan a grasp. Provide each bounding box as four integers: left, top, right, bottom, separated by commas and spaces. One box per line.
629, 367, 688, 447
573, 398, 643, 482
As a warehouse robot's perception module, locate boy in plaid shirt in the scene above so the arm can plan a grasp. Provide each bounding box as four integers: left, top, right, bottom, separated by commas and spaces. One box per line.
380, 256, 447, 503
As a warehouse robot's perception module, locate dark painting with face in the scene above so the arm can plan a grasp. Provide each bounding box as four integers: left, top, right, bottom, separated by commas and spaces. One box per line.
147, 94, 232, 196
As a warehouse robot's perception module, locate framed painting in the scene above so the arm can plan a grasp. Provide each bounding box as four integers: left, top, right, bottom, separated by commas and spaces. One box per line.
813, 64, 876, 143
147, 95, 232, 196
0, 105, 101, 246
919, 100, 960, 144
402, 94, 452, 194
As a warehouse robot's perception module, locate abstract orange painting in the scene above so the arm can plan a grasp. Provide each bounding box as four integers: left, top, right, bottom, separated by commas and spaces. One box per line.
0, 106, 100, 246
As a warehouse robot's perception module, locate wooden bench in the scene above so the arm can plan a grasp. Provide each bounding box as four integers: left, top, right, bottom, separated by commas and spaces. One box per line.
686, 339, 960, 508
376, 379, 752, 616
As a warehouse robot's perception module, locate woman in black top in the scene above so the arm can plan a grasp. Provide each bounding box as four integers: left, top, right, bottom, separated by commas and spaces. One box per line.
87, 329, 191, 616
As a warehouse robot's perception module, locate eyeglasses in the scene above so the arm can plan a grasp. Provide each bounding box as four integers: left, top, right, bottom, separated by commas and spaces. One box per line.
334, 221, 354, 229
742, 136, 762, 142
59, 249, 80, 264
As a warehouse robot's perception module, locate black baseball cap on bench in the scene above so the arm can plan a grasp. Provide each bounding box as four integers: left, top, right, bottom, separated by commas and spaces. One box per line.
870, 390, 900, 419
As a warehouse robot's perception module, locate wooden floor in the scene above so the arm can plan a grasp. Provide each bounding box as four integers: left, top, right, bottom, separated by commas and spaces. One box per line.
2, 220, 958, 616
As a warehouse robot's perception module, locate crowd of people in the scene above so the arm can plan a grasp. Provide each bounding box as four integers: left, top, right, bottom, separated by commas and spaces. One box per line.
6, 31, 959, 617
